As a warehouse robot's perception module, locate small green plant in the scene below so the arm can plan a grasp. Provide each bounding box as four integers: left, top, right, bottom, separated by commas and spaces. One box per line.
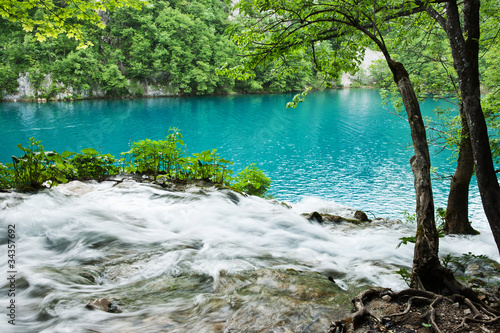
0, 162, 12, 189
122, 128, 185, 180
7, 138, 70, 191
69, 148, 120, 180
402, 210, 416, 224
231, 163, 271, 197
395, 268, 411, 287
397, 208, 445, 248
441, 252, 489, 274
436, 207, 446, 230
190, 149, 234, 184
1, 132, 272, 197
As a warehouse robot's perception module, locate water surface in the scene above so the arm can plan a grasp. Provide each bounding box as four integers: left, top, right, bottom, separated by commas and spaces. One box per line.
0, 89, 485, 224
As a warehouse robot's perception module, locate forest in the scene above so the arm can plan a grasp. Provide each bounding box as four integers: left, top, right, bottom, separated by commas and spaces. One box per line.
0, 0, 334, 100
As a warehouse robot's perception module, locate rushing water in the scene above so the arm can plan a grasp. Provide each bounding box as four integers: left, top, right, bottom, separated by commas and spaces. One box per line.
1, 90, 498, 332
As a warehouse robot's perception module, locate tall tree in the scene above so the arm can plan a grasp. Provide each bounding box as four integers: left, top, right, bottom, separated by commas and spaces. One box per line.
373, 17, 478, 235
229, 0, 467, 293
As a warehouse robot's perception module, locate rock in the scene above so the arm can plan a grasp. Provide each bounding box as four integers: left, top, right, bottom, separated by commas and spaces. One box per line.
465, 263, 485, 278
306, 211, 323, 223
323, 214, 345, 223
382, 295, 391, 302
86, 298, 122, 313
354, 210, 369, 222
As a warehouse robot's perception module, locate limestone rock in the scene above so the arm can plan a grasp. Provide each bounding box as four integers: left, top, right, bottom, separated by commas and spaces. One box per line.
354, 210, 370, 222
305, 211, 323, 223
86, 298, 122, 313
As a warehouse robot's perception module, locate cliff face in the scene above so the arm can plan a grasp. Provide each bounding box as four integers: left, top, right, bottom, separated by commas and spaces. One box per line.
1, 73, 179, 102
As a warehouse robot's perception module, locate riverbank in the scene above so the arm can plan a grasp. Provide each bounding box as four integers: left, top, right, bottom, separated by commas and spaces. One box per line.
1, 50, 383, 103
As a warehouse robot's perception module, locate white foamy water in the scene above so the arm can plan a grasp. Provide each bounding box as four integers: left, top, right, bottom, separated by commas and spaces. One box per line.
0, 181, 498, 332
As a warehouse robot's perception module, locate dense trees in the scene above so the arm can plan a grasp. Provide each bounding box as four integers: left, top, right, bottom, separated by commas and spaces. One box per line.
0, 0, 325, 99
0, 0, 143, 47
435, 0, 500, 255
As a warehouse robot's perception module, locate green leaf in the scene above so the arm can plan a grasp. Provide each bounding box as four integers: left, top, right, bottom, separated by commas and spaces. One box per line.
81, 148, 99, 155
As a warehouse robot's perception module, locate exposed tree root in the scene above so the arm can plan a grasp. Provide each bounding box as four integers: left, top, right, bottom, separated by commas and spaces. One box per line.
329, 288, 500, 333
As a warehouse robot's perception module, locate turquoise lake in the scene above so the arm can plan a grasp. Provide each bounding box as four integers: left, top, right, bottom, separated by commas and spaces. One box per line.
0, 89, 486, 224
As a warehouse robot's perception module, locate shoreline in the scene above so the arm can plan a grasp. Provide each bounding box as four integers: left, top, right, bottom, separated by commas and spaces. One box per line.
0, 86, 382, 103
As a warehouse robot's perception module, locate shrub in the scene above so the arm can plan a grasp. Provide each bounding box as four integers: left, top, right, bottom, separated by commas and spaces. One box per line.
232, 163, 271, 197
122, 128, 185, 180
189, 149, 233, 184
7, 138, 70, 191
0, 163, 12, 190
2, 132, 272, 197
68, 148, 120, 180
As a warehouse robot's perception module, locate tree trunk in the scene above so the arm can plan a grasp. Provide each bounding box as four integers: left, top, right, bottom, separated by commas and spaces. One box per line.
384, 58, 457, 292
443, 0, 500, 253
355, 15, 469, 295
444, 106, 478, 234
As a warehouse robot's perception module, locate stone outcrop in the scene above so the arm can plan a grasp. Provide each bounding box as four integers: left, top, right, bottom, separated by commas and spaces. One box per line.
86, 298, 122, 313
304, 210, 371, 224
1, 73, 180, 102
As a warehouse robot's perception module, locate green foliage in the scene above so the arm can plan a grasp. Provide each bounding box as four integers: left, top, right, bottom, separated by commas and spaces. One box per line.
396, 208, 446, 248
1, 132, 272, 197
189, 149, 234, 184
122, 132, 269, 195
232, 163, 272, 197
123, 129, 235, 186
441, 252, 490, 274
395, 268, 411, 287
0, 163, 12, 189
0, 0, 327, 99
401, 210, 416, 224
286, 87, 312, 109
70, 148, 120, 180
6, 138, 70, 191
0, 138, 121, 191
0, 0, 144, 48
101, 64, 130, 96
122, 128, 185, 180
0, 63, 19, 95
435, 207, 446, 230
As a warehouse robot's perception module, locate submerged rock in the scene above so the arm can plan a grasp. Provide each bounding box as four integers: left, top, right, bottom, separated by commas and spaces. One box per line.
354, 210, 370, 222
305, 211, 323, 223
303, 211, 370, 224
86, 298, 122, 313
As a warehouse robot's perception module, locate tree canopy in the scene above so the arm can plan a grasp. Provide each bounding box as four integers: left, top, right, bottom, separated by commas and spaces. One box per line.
0, 0, 144, 47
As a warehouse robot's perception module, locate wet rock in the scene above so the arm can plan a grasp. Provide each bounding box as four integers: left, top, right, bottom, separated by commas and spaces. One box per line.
354, 210, 369, 222
306, 211, 323, 223
86, 298, 122, 313
382, 295, 391, 302
323, 214, 346, 223
465, 263, 485, 278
